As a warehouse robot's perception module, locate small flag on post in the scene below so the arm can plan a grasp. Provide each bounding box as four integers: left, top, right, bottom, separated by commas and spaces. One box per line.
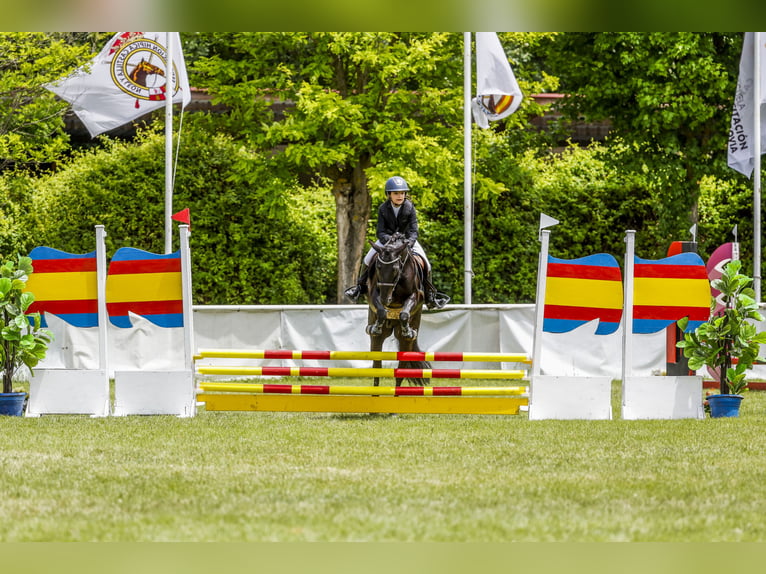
471, 32, 523, 129
171, 207, 191, 229
46, 32, 191, 138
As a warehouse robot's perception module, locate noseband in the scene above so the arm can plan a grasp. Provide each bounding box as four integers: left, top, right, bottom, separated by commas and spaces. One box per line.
376, 246, 411, 292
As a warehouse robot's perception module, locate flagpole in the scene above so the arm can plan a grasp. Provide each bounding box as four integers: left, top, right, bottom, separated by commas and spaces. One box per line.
464, 32, 473, 304
755, 31, 762, 303
165, 32, 174, 254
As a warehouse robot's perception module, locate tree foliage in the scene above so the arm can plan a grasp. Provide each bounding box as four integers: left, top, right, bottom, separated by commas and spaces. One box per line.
542, 32, 743, 239
0, 33, 90, 170
190, 32, 553, 301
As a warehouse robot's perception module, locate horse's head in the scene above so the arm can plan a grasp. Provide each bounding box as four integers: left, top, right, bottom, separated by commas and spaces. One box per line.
371, 233, 411, 306
129, 58, 166, 88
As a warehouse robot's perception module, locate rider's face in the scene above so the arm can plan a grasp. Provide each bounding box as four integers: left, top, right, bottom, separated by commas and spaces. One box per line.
389, 191, 406, 206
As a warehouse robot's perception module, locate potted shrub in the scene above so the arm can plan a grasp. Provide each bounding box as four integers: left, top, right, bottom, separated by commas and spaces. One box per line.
677, 259, 766, 417
0, 254, 53, 416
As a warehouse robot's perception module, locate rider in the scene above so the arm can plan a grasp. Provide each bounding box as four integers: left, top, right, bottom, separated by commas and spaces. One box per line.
344, 176, 449, 309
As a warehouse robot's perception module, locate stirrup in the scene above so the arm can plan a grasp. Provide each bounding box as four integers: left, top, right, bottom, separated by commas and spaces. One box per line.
426, 291, 450, 310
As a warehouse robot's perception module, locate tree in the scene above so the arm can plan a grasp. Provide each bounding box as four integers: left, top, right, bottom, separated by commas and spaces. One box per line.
0, 33, 91, 171
543, 33, 742, 239
192, 32, 472, 301
0, 33, 94, 255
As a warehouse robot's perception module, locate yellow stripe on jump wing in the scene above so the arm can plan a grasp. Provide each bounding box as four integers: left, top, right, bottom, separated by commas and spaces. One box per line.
545, 276, 623, 309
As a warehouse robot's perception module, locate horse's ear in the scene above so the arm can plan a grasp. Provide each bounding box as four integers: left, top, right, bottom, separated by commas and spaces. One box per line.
370, 240, 382, 253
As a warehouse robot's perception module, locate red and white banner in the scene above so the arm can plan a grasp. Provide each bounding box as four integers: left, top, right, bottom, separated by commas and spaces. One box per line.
471, 32, 523, 129
47, 32, 190, 137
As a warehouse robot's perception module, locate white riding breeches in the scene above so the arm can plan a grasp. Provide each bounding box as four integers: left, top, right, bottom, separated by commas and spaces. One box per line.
364, 239, 430, 271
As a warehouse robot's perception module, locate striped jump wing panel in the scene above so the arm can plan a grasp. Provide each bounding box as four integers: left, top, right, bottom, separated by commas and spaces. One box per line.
25, 246, 98, 328
106, 247, 183, 328
633, 252, 711, 334
544, 253, 623, 335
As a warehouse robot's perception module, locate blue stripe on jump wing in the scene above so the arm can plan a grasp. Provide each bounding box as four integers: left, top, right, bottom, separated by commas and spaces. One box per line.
633, 318, 675, 334
635, 252, 705, 266
143, 313, 184, 328
28, 246, 97, 260
28, 312, 98, 329
543, 318, 588, 333
549, 253, 620, 267
544, 317, 621, 335
109, 313, 184, 329
110, 247, 180, 261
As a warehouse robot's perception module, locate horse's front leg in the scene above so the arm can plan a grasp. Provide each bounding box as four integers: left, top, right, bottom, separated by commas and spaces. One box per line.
365, 290, 387, 337
397, 293, 419, 340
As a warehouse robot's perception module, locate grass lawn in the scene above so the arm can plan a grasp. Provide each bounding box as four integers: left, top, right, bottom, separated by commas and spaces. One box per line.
2, 379, 766, 542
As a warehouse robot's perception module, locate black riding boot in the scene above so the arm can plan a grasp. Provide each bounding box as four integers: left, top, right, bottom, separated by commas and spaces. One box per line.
344, 265, 369, 303
424, 269, 450, 310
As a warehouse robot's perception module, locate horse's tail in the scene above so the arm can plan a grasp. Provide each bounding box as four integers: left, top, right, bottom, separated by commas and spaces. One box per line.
399, 359, 432, 387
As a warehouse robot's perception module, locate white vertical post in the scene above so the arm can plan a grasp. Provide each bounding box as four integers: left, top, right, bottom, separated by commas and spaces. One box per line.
622, 230, 636, 400
754, 31, 762, 303
179, 225, 194, 371
531, 229, 551, 377
463, 32, 473, 304
164, 32, 174, 254
95, 225, 108, 376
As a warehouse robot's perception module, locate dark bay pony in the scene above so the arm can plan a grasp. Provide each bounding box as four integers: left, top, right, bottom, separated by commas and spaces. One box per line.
366, 233, 431, 386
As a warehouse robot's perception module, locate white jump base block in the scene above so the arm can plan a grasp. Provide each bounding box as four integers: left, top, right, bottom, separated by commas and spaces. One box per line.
26, 369, 110, 417
113, 370, 195, 417
529, 376, 613, 420
621, 376, 704, 420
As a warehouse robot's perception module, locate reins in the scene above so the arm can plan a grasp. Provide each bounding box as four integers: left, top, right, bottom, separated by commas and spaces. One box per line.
375, 244, 412, 292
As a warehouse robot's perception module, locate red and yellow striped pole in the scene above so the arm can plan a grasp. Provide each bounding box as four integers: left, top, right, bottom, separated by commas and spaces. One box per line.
195, 349, 531, 364
196, 366, 526, 379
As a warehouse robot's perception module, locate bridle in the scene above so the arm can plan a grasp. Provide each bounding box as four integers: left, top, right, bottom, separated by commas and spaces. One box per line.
375, 245, 411, 302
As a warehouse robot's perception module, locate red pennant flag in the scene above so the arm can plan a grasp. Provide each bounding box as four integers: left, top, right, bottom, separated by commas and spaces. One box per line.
172, 208, 191, 229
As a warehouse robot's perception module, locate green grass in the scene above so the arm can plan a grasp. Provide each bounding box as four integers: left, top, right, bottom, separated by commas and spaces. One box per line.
2, 380, 766, 542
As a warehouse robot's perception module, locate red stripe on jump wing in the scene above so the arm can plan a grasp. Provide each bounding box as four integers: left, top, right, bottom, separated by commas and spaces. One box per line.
633, 305, 710, 321
28, 299, 98, 314
106, 300, 183, 316
546, 263, 622, 281
108, 259, 181, 274
30, 258, 97, 273
633, 264, 708, 279
544, 304, 623, 322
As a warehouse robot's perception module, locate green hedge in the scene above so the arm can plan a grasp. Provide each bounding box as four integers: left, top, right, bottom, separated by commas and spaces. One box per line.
29, 125, 337, 305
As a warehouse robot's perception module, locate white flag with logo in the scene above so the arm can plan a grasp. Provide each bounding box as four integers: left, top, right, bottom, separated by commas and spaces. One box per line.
728, 32, 766, 177
47, 32, 191, 138
471, 32, 523, 129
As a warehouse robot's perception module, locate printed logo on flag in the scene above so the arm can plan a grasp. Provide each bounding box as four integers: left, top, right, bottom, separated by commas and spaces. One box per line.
108, 34, 181, 107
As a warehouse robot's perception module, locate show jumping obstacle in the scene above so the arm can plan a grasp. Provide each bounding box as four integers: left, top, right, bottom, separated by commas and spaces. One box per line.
194, 348, 530, 415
